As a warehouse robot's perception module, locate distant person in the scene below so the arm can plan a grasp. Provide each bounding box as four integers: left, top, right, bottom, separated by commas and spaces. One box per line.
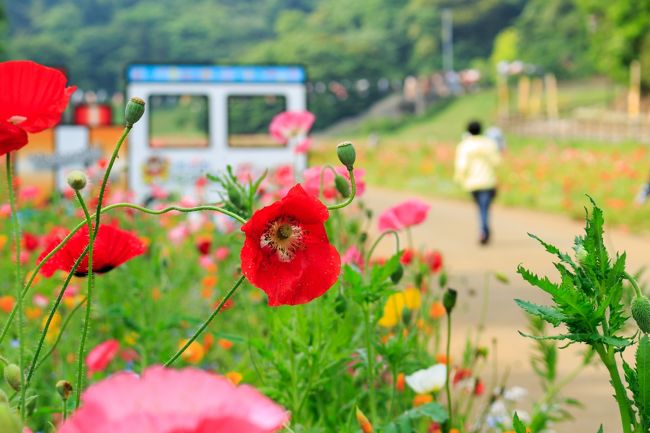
635, 174, 650, 205
454, 120, 502, 245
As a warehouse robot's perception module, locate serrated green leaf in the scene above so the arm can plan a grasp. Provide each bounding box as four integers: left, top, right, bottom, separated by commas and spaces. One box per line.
516, 299, 565, 326
637, 335, 650, 429
518, 331, 633, 348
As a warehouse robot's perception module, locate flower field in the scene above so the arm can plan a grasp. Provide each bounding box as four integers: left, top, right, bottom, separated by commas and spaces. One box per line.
1, 60, 650, 433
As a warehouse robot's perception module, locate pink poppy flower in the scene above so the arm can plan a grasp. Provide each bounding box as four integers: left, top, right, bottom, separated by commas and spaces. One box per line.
378, 199, 430, 232
0, 203, 11, 217
214, 247, 230, 261
342, 245, 364, 270
86, 339, 120, 376
272, 165, 295, 188
18, 185, 40, 202
58, 366, 289, 433
199, 255, 214, 269
269, 111, 315, 144
168, 224, 189, 245
150, 184, 169, 200
294, 137, 312, 154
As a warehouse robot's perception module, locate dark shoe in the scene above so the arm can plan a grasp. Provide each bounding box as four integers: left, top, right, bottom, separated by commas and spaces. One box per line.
479, 231, 490, 245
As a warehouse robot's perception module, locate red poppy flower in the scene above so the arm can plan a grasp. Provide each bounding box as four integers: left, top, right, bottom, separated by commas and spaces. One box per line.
0, 60, 76, 156
424, 250, 443, 273
38, 224, 146, 277
240, 184, 341, 306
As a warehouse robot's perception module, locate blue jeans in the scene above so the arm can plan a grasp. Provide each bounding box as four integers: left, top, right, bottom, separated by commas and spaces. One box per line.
471, 189, 496, 239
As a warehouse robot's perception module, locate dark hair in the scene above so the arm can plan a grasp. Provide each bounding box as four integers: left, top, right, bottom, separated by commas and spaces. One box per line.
467, 120, 482, 136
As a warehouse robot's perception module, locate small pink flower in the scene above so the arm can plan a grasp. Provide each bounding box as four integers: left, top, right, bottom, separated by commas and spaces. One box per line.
342, 245, 364, 270
0, 203, 11, 217
294, 137, 312, 154
32, 294, 48, 308
269, 111, 315, 144
199, 255, 214, 269
58, 366, 289, 433
168, 224, 189, 245
214, 247, 230, 261
180, 195, 199, 208
378, 199, 430, 231
86, 339, 120, 376
19, 185, 40, 202
150, 184, 169, 200
272, 165, 295, 188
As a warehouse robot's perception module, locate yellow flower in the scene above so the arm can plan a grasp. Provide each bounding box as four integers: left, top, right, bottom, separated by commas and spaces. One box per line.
378, 288, 421, 328
0, 234, 6, 250
124, 331, 139, 346
25, 306, 43, 321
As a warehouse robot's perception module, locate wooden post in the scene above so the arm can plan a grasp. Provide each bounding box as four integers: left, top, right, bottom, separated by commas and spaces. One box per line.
544, 73, 559, 119
529, 78, 543, 117
628, 60, 641, 120
497, 74, 509, 119
517, 76, 530, 116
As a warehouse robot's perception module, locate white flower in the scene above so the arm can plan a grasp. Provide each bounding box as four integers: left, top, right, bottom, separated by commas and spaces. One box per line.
405, 364, 447, 394
504, 386, 528, 402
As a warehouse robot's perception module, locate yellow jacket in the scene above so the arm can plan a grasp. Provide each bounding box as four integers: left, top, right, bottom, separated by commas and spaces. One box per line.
454, 135, 501, 191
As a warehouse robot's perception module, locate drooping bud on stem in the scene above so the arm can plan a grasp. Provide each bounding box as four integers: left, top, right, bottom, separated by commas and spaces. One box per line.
66, 170, 87, 191
56, 380, 73, 401
632, 295, 650, 333
390, 263, 404, 284
355, 406, 373, 433
125, 97, 146, 127
443, 288, 457, 314
334, 175, 350, 198
3, 364, 21, 392
337, 141, 356, 170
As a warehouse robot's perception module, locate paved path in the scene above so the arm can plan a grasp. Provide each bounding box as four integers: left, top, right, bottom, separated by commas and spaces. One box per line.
363, 187, 650, 433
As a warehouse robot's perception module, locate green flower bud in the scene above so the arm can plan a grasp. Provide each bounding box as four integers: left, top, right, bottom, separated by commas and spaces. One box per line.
443, 288, 457, 314
334, 293, 348, 316
66, 170, 87, 191
390, 264, 404, 284
56, 380, 73, 401
632, 296, 650, 333
3, 364, 21, 392
438, 271, 448, 288
336, 141, 356, 170
125, 97, 146, 127
359, 232, 368, 243
0, 403, 21, 433
334, 175, 351, 198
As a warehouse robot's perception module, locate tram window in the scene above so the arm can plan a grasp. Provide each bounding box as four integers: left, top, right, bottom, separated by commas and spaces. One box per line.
228, 95, 286, 148
149, 95, 209, 148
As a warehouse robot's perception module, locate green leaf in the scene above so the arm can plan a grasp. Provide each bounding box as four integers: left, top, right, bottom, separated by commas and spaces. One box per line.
512, 412, 527, 433
516, 299, 565, 326
637, 335, 650, 429
383, 403, 448, 433
518, 331, 633, 348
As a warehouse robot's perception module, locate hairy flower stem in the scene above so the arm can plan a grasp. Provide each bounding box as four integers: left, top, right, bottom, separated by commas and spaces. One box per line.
444, 313, 453, 433
362, 304, 378, 423
365, 230, 400, 269
595, 344, 635, 433
6, 154, 26, 420
164, 275, 246, 366
327, 168, 356, 210
74, 190, 94, 408
26, 246, 89, 385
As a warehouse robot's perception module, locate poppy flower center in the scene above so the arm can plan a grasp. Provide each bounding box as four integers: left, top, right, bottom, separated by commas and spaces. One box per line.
260, 217, 304, 262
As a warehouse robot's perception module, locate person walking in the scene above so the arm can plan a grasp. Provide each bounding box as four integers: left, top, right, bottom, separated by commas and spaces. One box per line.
454, 120, 502, 245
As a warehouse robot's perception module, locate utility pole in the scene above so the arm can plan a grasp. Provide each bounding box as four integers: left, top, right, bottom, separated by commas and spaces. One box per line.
441, 8, 453, 72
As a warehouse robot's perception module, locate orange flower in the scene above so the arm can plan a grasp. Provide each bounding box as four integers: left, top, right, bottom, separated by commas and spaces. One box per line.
355, 407, 373, 433
429, 301, 446, 320
201, 286, 213, 299
179, 340, 205, 364
435, 354, 450, 365
0, 295, 15, 313
151, 287, 161, 302
412, 393, 433, 407
203, 333, 215, 351
202, 275, 218, 288
225, 371, 243, 385
396, 373, 405, 392
218, 338, 234, 350
25, 306, 43, 320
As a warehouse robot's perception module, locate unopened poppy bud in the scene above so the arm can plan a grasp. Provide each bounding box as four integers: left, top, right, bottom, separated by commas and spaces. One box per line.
0, 403, 21, 433
334, 293, 348, 316
334, 175, 350, 198
632, 296, 650, 333
390, 264, 404, 284
3, 364, 21, 391
66, 170, 87, 191
575, 244, 588, 264
438, 271, 448, 288
337, 141, 356, 170
443, 288, 457, 314
125, 97, 145, 127
56, 380, 73, 401
355, 406, 373, 433
359, 232, 368, 243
